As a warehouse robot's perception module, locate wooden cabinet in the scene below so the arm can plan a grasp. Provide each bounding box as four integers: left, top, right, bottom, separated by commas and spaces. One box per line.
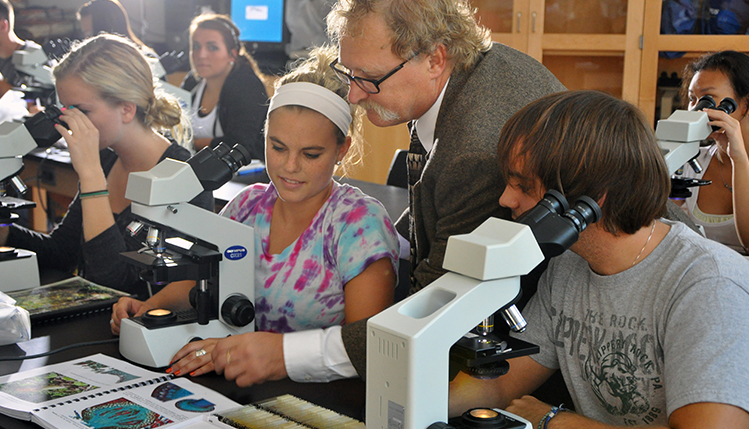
349, 121, 409, 185
639, 0, 749, 124
474, 0, 644, 104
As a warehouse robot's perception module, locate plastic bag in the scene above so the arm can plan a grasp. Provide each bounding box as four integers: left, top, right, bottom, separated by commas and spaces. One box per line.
701, 0, 749, 34
0, 291, 31, 346
0, 89, 30, 124
661, 0, 699, 58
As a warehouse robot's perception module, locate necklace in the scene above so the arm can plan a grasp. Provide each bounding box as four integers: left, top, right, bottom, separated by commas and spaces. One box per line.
632, 221, 656, 267
718, 159, 733, 192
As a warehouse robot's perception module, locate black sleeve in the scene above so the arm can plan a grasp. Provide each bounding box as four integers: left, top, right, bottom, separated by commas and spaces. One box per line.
80, 215, 137, 294
213, 64, 269, 162
7, 195, 84, 273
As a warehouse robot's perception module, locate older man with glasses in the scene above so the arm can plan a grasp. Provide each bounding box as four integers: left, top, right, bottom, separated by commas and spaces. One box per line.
316, 0, 565, 380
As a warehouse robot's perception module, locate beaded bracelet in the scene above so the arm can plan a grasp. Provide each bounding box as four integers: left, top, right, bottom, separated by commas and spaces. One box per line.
79, 190, 109, 199
537, 404, 569, 429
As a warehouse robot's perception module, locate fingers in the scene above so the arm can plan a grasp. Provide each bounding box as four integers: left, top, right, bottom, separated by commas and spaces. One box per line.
55, 108, 101, 172
211, 333, 287, 387
110, 297, 141, 336
168, 340, 218, 377
57, 109, 96, 140
109, 317, 119, 336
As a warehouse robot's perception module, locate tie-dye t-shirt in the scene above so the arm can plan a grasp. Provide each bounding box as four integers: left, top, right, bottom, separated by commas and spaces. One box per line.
220, 181, 399, 333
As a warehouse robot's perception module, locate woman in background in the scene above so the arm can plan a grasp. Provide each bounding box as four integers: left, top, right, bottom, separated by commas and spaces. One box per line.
111, 46, 399, 387
181, 14, 271, 160
0, 34, 213, 297
678, 50, 749, 254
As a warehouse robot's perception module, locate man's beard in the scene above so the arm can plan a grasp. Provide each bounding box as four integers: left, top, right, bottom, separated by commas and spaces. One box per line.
359, 100, 401, 123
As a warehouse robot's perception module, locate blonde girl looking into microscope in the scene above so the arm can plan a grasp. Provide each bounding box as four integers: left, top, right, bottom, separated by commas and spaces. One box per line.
110, 45, 399, 387
677, 50, 749, 255
0, 34, 213, 298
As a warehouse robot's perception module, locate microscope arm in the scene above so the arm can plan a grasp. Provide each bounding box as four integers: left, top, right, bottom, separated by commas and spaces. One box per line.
12, 45, 54, 86
656, 109, 713, 175
0, 122, 39, 183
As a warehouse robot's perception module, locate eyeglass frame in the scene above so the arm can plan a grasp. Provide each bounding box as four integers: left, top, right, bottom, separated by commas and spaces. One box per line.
329, 54, 417, 94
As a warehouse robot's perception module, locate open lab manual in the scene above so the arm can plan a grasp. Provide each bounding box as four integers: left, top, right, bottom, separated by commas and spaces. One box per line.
0, 353, 238, 429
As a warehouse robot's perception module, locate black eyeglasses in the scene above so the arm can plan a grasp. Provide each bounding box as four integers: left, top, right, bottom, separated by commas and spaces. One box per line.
329, 56, 415, 94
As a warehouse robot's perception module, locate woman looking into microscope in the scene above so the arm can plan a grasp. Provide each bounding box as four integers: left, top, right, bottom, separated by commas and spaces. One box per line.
110, 46, 399, 387
181, 14, 270, 160
676, 50, 749, 254
0, 34, 213, 297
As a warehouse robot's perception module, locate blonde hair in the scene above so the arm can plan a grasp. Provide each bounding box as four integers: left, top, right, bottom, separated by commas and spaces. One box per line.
53, 34, 190, 146
274, 45, 363, 177
327, 0, 491, 71
189, 13, 277, 96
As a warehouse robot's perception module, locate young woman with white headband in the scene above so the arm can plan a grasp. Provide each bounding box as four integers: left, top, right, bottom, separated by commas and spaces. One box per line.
110, 46, 399, 386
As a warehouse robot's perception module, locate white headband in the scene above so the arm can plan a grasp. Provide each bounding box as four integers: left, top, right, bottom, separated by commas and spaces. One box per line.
267, 82, 352, 135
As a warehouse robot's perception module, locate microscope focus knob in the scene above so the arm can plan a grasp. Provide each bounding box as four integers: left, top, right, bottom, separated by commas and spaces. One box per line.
221, 295, 255, 327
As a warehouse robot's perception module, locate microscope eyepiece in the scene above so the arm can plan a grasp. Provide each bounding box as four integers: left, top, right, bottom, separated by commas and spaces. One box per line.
691, 95, 716, 112
516, 190, 601, 258
691, 95, 738, 132
562, 195, 602, 233
187, 142, 252, 191
23, 104, 66, 148
716, 97, 738, 115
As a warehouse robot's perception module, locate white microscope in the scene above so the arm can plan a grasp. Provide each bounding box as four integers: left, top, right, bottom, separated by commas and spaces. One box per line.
1, 106, 71, 292
119, 142, 256, 368
657, 95, 736, 190
0, 121, 42, 291
366, 190, 602, 429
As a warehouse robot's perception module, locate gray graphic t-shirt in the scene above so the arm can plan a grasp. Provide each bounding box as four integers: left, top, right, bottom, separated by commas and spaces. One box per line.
514, 220, 749, 426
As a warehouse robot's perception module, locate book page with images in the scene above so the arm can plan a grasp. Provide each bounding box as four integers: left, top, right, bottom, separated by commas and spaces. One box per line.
0, 354, 164, 420
9, 276, 129, 321
31, 376, 240, 429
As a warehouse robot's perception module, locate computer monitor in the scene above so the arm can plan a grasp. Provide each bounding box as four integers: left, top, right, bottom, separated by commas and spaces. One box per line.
231, 0, 286, 44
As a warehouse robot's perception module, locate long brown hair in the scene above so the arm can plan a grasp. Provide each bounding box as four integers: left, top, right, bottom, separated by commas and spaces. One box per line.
189, 13, 276, 96
497, 90, 669, 235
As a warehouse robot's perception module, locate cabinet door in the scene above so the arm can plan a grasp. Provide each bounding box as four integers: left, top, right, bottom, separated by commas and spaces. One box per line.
473, 0, 530, 52
525, 0, 644, 104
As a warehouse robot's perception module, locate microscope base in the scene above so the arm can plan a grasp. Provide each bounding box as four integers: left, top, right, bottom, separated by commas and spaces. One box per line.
120, 316, 253, 368
0, 248, 40, 293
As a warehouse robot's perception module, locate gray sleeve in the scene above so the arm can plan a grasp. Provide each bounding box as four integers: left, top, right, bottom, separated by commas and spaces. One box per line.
661, 275, 749, 416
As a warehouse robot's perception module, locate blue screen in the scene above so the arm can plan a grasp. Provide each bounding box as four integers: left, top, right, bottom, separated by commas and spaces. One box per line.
231, 0, 285, 43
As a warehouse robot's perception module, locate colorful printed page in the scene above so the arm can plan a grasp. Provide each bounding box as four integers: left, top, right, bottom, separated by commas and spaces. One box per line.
31, 376, 239, 429
0, 354, 162, 420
